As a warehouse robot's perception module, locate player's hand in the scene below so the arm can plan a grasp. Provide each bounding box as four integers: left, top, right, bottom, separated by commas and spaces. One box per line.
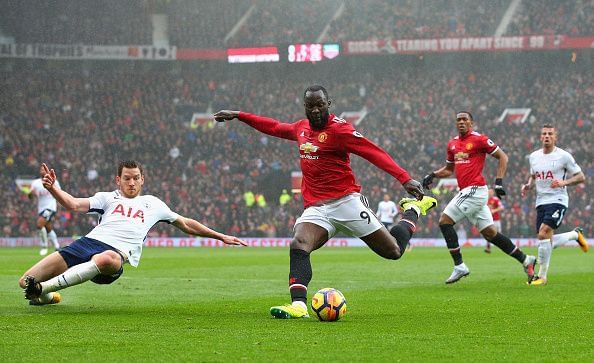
213, 110, 240, 122
494, 178, 506, 198
422, 173, 435, 189
40, 163, 57, 190
403, 179, 424, 200
520, 183, 531, 197
550, 179, 565, 188
220, 234, 248, 247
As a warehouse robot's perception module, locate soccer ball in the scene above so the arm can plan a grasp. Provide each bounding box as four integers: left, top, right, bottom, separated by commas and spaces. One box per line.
311, 288, 347, 321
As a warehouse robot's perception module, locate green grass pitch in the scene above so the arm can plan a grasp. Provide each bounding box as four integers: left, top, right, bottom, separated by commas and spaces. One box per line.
1, 247, 593, 362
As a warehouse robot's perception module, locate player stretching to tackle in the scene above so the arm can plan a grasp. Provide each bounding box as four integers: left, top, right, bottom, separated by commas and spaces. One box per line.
20, 161, 246, 305
215, 85, 436, 319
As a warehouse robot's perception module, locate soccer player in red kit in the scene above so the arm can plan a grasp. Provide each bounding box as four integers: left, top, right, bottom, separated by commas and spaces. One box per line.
484, 188, 504, 253
214, 85, 437, 318
422, 111, 536, 284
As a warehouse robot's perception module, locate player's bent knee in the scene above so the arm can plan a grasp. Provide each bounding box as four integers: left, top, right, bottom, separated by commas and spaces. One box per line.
92, 251, 122, 274
18, 276, 26, 289
480, 226, 497, 240
290, 236, 311, 250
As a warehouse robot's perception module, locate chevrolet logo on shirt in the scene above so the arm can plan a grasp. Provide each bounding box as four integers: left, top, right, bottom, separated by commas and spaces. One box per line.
454, 152, 469, 160
300, 142, 319, 153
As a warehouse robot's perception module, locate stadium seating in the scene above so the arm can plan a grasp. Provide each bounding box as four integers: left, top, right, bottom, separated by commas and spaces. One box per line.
2, 65, 591, 238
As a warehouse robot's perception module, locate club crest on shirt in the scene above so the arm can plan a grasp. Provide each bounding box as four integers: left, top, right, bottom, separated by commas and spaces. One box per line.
318, 132, 328, 143
465, 143, 473, 150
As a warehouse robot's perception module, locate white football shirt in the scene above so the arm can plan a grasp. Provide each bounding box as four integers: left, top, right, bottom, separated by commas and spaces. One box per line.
529, 147, 581, 208
85, 190, 180, 267
376, 200, 398, 224
30, 178, 60, 214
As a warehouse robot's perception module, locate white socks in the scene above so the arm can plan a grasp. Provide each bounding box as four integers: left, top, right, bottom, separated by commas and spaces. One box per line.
552, 231, 578, 248
40, 260, 101, 294
48, 230, 60, 249
39, 227, 48, 248
537, 239, 552, 279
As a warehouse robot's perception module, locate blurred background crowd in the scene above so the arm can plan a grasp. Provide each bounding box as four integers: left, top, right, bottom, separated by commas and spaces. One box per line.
1, 0, 592, 240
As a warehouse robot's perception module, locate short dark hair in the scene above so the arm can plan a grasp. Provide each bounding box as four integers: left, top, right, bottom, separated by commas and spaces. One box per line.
118, 160, 144, 177
304, 85, 329, 100
542, 124, 555, 129
456, 111, 473, 120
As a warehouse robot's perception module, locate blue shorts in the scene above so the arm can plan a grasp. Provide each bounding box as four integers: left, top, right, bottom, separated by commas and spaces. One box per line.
58, 237, 125, 285
39, 209, 56, 222
536, 203, 567, 233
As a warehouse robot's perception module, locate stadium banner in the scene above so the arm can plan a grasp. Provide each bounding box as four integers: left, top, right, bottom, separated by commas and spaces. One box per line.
0, 43, 176, 60
344, 35, 594, 55
1, 237, 591, 248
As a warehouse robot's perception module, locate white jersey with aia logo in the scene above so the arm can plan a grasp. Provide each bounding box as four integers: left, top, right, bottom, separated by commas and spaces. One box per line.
85, 190, 179, 267
529, 146, 581, 208
30, 178, 61, 214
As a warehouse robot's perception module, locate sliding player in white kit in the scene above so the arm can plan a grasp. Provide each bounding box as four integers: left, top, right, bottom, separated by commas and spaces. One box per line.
28, 165, 62, 255
20, 161, 247, 305
521, 125, 587, 286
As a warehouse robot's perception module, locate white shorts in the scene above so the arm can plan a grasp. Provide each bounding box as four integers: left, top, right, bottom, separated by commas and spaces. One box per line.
443, 186, 494, 232
493, 220, 502, 232
295, 193, 383, 238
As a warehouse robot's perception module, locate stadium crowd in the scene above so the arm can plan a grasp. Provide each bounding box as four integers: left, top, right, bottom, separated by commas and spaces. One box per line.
2, 63, 591, 240
1, 0, 592, 47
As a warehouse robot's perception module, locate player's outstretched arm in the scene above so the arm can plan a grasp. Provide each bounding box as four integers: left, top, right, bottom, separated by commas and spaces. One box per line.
423, 163, 454, 188
213, 110, 240, 122
172, 216, 248, 246
40, 163, 90, 212
403, 179, 424, 200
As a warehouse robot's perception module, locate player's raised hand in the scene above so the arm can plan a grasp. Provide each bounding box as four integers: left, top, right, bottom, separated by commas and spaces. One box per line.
220, 234, 248, 246
403, 179, 424, 200
213, 110, 240, 122
40, 163, 57, 190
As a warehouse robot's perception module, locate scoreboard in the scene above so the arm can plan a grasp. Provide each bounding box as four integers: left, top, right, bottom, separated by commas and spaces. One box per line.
227, 44, 340, 64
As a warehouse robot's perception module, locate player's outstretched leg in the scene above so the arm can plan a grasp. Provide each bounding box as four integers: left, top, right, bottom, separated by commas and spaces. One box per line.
552, 228, 589, 253
487, 232, 536, 283
392, 196, 437, 255
270, 249, 311, 319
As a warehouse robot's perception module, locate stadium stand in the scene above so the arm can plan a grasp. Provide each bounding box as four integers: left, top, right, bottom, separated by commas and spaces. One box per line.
2, 63, 591, 239
1, 1, 591, 47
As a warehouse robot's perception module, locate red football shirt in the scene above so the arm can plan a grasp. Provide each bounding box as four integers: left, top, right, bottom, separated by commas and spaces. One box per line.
238, 112, 412, 208
487, 196, 503, 221
446, 131, 498, 190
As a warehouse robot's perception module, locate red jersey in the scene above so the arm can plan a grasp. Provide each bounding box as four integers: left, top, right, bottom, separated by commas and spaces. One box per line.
446, 131, 498, 190
238, 112, 412, 208
487, 196, 503, 221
